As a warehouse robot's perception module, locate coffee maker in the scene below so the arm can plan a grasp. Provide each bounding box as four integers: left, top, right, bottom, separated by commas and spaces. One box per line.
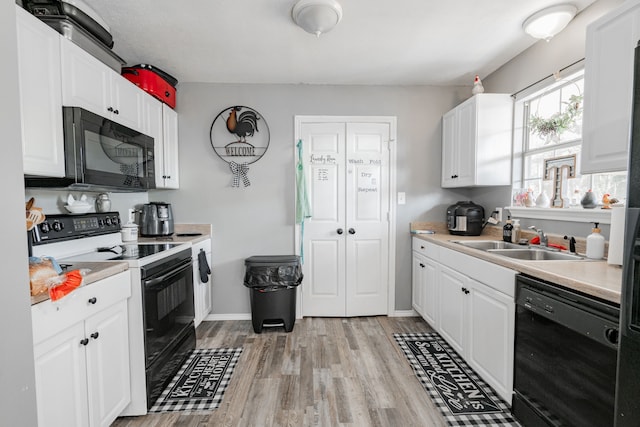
140, 202, 174, 236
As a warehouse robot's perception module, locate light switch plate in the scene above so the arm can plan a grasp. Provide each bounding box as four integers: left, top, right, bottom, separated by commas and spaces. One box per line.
398, 192, 406, 205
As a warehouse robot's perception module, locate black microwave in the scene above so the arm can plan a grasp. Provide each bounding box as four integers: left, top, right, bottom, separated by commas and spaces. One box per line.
25, 107, 155, 191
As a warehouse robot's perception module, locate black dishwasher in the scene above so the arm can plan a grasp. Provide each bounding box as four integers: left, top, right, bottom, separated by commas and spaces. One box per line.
513, 274, 619, 427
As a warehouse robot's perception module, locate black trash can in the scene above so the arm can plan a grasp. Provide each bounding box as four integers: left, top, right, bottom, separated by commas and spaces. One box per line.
244, 255, 303, 333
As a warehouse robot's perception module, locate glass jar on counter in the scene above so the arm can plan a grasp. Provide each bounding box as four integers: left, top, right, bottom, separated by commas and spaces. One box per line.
96, 193, 111, 212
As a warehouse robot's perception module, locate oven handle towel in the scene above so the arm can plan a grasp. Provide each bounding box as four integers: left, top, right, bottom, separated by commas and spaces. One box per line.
243, 255, 303, 292
198, 249, 211, 283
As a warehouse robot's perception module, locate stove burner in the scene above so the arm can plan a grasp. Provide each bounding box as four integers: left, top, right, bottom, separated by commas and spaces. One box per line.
109, 244, 181, 260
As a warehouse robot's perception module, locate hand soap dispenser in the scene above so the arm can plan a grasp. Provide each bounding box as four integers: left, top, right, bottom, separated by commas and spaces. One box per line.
586, 222, 605, 259
511, 219, 521, 244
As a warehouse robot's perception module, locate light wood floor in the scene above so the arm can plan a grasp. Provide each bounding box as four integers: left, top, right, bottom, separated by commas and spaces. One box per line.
113, 316, 447, 427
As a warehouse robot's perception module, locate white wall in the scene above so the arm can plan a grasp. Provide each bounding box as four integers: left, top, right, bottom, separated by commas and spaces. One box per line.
1, 2, 38, 425
154, 83, 473, 314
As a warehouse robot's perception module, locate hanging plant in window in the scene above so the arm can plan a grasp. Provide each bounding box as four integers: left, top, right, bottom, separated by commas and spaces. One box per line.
530, 94, 583, 143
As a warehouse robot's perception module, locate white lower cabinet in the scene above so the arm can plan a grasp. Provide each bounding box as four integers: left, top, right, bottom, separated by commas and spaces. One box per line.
31, 271, 131, 427
192, 239, 212, 327
411, 237, 516, 404
437, 264, 467, 355
467, 278, 515, 404
412, 252, 439, 326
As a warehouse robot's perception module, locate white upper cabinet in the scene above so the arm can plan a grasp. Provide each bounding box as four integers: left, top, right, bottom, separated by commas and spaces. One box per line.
61, 37, 143, 132
161, 104, 180, 189
582, 1, 640, 174
441, 94, 513, 188
16, 6, 65, 177
143, 96, 180, 189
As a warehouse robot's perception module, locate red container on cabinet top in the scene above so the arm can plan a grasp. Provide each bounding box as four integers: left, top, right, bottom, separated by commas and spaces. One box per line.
121, 64, 177, 109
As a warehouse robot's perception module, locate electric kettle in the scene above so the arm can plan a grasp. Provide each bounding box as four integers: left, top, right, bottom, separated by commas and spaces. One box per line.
140, 202, 174, 236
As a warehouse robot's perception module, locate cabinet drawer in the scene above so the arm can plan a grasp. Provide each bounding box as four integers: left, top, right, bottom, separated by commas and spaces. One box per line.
412, 237, 439, 259
32, 271, 130, 345
438, 246, 516, 297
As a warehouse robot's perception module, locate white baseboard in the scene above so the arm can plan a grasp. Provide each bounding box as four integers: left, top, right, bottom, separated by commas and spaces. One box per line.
204, 313, 251, 321
204, 311, 417, 321
389, 310, 419, 317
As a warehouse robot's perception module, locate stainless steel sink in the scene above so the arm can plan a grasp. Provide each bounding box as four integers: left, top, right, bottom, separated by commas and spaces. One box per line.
488, 249, 585, 261
452, 240, 524, 250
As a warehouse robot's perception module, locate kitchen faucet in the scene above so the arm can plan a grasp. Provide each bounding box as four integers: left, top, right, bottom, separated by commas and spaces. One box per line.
529, 226, 548, 247
564, 235, 577, 253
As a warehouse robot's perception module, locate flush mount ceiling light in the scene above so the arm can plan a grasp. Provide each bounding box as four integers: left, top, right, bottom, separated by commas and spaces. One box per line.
292, 0, 343, 37
523, 4, 577, 42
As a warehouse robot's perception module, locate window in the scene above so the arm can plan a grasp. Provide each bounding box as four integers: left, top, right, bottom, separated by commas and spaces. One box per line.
512, 70, 627, 211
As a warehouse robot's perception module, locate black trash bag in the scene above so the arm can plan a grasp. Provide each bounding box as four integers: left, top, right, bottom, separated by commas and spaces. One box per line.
244, 255, 303, 292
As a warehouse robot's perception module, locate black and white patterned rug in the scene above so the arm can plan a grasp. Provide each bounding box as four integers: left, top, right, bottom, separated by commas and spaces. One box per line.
394, 332, 519, 426
149, 348, 243, 413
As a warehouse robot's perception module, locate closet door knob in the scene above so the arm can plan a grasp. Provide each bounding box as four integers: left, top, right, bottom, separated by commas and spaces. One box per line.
337, 228, 344, 235
348, 228, 356, 235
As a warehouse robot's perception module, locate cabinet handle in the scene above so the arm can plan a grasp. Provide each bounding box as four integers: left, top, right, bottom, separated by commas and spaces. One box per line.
88, 297, 97, 305
114, 109, 119, 115
337, 228, 344, 235
107, 106, 113, 112
461, 287, 470, 294
80, 338, 89, 346
452, 174, 458, 179
348, 228, 356, 235
420, 245, 425, 249
419, 263, 425, 268
90, 332, 99, 340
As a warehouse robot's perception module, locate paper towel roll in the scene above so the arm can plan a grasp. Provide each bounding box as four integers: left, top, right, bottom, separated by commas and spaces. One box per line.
608, 206, 625, 265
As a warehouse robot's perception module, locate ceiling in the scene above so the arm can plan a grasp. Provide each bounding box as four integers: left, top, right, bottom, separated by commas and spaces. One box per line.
82, 0, 596, 87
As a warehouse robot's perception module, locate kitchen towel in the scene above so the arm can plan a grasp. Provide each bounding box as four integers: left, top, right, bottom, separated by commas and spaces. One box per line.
295, 139, 312, 263
198, 249, 211, 283
394, 332, 520, 426
608, 205, 625, 265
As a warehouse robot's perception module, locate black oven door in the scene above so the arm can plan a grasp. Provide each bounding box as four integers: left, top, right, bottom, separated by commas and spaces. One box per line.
142, 254, 194, 367
63, 106, 156, 190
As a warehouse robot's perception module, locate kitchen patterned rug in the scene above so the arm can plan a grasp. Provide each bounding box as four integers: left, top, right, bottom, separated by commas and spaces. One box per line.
149, 347, 243, 413
394, 333, 520, 426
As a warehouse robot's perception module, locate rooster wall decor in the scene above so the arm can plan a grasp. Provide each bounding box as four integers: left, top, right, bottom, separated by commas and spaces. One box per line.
209, 106, 270, 187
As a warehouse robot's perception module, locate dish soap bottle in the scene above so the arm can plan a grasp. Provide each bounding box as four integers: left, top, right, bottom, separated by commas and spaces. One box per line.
586, 222, 605, 259
511, 219, 521, 244
503, 216, 513, 242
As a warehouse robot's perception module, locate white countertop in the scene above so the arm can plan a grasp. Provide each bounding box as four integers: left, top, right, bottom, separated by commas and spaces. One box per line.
412, 223, 622, 304
31, 261, 129, 305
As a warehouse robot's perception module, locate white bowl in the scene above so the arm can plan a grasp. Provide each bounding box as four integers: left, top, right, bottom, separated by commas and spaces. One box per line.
64, 204, 92, 214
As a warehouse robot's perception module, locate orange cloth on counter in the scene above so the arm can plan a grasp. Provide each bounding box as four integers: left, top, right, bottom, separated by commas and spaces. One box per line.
529, 236, 567, 250
49, 270, 83, 301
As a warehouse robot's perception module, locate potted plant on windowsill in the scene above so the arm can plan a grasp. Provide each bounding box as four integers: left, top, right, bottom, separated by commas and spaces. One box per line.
530, 94, 583, 144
